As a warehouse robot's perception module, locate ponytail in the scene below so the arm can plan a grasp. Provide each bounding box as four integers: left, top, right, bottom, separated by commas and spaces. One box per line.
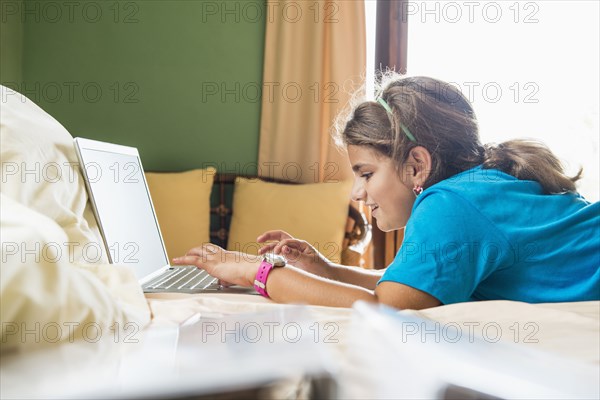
482, 139, 582, 194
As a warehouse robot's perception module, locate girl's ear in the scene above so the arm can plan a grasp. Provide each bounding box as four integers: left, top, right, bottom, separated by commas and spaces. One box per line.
407, 146, 432, 186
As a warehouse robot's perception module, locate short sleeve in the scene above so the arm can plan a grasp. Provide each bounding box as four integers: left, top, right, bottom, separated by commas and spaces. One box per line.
379, 189, 514, 305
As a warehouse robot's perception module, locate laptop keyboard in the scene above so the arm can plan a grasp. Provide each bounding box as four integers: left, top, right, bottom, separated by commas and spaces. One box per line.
145, 266, 216, 290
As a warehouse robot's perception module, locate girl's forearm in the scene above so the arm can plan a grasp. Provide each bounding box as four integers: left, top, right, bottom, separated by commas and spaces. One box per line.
323, 263, 384, 290
266, 266, 378, 307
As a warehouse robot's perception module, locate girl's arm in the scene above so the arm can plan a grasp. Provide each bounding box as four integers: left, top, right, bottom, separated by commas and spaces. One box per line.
266, 265, 439, 309
319, 263, 384, 290
267, 266, 378, 307
172, 244, 440, 309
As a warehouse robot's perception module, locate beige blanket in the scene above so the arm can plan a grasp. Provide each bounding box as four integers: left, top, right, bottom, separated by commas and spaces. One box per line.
1, 86, 150, 352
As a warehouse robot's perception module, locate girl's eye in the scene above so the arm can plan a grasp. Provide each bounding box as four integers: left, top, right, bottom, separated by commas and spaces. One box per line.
361, 173, 373, 181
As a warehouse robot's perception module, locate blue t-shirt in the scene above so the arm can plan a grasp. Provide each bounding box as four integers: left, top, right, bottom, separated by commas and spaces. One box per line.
379, 166, 600, 304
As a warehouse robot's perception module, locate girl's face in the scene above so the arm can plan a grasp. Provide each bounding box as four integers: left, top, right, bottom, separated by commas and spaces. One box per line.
348, 145, 415, 232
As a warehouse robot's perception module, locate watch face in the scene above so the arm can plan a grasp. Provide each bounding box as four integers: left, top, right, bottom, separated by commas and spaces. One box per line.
263, 253, 286, 267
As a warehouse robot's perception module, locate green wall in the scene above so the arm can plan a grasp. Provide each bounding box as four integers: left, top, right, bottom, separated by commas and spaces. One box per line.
0, 0, 23, 83
2, 0, 265, 172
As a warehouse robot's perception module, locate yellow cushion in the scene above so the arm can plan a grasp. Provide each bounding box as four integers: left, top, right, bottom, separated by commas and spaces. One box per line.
227, 178, 353, 263
145, 168, 215, 259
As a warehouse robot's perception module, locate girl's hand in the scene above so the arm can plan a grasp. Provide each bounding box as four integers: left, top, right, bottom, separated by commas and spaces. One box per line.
257, 230, 331, 277
172, 244, 259, 287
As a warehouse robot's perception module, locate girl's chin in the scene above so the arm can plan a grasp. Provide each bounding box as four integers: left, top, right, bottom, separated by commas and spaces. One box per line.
374, 217, 407, 232
374, 218, 392, 232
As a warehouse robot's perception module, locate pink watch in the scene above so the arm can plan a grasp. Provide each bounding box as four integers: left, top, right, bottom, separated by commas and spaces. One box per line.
254, 254, 286, 298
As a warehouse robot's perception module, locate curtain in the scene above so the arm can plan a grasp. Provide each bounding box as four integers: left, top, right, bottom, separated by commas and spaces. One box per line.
372, 0, 409, 268
258, 0, 366, 184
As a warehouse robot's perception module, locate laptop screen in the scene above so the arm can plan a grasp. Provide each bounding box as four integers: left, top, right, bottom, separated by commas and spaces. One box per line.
76, 140, 170, 281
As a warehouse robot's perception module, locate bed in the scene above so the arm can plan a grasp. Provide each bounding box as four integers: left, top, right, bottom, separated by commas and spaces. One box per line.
1, 84, 598, 399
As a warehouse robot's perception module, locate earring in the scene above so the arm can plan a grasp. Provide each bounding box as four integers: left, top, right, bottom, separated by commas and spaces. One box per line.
412, 185, 423, 196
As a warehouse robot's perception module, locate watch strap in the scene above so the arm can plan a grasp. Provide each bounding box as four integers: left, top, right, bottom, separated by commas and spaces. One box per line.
254, 260, 274, 298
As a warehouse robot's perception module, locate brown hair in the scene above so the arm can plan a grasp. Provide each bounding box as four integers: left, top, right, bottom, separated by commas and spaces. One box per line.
335, 74, 581, 194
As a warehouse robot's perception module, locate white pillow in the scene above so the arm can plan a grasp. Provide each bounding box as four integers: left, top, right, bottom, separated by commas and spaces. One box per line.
0, 85, 106, 263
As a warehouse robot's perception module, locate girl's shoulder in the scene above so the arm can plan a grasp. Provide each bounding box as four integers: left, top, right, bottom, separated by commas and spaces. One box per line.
435, 165, 518, 190
414, 165, 597, 231
422, 165, 553, 205
416, 165, 524, 209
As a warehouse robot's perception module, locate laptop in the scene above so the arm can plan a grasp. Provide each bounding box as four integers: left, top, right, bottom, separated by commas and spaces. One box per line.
74, 137, 252, 294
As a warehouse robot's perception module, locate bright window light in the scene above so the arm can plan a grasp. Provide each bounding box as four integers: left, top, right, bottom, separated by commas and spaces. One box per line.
404, 0, 599, 201
365, 0, 377, 98
365, 0, 600, 201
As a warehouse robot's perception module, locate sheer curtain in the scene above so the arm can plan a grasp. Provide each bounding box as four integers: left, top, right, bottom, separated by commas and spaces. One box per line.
258, 0, 366, 184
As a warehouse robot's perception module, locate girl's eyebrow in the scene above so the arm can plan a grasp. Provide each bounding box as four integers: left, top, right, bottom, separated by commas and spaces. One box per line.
352, 164, 365, 173
352, 163, 374, 173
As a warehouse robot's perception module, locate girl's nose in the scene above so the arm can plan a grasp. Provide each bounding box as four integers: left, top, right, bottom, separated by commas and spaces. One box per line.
351, 179, 366, 202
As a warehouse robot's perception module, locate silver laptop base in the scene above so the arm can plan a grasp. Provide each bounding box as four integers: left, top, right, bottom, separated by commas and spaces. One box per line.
142, 266, 257, 294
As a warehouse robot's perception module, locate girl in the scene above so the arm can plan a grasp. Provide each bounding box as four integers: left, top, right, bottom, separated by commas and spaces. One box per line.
173, 75, 599, 309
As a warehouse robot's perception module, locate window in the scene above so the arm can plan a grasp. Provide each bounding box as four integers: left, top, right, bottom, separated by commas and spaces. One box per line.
366, 0, 599, 200
406, 0, 599, 200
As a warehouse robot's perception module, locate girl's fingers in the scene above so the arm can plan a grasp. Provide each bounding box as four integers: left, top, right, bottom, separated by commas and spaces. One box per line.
272, 240, 289, 255
256, 230, 292, 243
258, 243, 277, 255
172, 255, 202, 266
185, 248, 205, 257
273, 239, 306, 255
218, 279, 234, 288
260, 238, 301, 255
281, 245, 301, 261
185, 244, 222, 258
184, 246, 205, 256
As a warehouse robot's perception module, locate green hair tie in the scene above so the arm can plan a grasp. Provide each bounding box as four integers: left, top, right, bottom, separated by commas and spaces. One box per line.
377, 97, 417, 143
